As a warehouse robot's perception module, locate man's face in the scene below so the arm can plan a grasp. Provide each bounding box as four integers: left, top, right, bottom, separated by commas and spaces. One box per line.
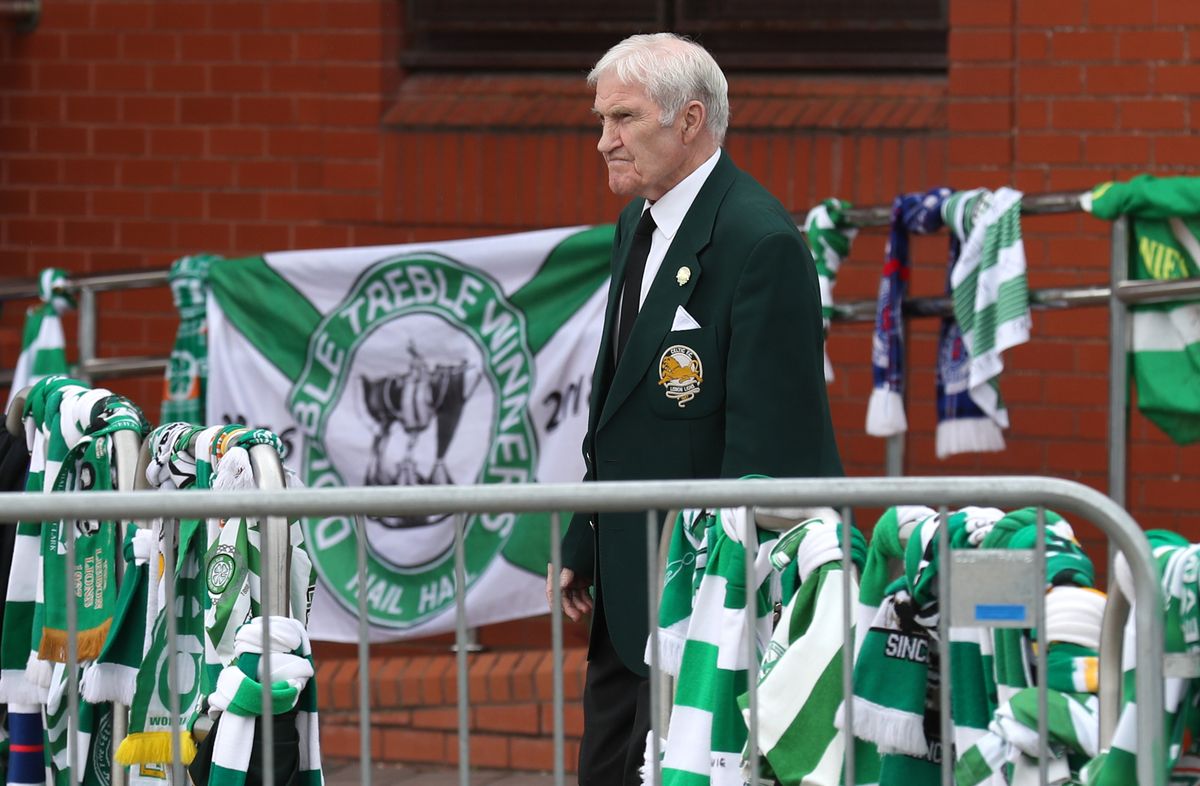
593, 72, 691, 202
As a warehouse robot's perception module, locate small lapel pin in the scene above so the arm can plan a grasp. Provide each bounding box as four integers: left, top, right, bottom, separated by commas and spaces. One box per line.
676, 266, 691, 286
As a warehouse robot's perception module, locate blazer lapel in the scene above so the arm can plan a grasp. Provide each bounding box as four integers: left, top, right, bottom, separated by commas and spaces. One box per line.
586, 217, 639, 438
596, 152, 738, 432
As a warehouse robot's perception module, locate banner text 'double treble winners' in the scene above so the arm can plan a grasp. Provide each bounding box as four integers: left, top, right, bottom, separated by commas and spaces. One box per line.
289, 254, 539, 628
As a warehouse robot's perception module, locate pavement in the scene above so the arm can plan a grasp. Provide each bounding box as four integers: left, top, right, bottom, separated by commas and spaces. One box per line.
324, 762, 559, 786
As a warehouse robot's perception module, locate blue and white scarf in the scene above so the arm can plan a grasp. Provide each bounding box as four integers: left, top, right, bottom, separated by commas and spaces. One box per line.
867, 188, 951, 438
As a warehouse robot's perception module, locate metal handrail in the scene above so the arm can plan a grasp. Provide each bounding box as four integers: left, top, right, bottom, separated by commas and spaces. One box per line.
0, 474, 1168, 786
836, 190, 1086, 227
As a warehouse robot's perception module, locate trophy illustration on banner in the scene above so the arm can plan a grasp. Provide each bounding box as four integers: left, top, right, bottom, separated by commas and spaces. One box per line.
361, 343, 482, 528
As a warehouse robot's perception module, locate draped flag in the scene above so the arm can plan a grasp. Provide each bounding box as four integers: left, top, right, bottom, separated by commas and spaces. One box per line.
206, 226, 613, 641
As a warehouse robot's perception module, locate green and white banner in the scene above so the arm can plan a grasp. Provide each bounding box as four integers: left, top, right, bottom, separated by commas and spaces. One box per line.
206, 226, 613, 640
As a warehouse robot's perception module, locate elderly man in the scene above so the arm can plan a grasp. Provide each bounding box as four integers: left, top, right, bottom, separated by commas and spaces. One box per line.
549, 33, 842, 786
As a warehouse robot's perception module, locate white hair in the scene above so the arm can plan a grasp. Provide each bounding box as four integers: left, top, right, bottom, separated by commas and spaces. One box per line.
587, 33, 729, 146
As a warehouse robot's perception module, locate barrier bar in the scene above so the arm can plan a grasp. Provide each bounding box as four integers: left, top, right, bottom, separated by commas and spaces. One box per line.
743, 506, 759, 786
162, 522, 184, 786
355, 515, 372, 786
65, 512, 80, 786
839, 504, 855, 786
1108, 217, 1131, 507
549, 512, 565, 786
453, 513, 469, 786
646, 509, 661, 786
1036, 507, 1050, 785
937, 506, 952, 786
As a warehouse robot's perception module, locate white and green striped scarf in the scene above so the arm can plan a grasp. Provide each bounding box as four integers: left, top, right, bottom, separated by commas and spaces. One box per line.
0, 377, 76, 705
206, 616, 321, 786
650, 507, 778, 786
41, 386, 148, 664
116, 422, 223, 769
1084, 537, 1200, 786
6, 268, 73, 411
803, 198, 857, 383
957, 686, 1099, 786
741, 518, 859, 786
196, 426, 316, 677
1084, 174, 1200, 445
942, 188, 1031, 441
956, 585, 1106, 786
162, 254, 220, 426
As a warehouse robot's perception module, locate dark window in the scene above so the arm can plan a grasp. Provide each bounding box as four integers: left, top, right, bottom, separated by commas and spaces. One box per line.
402, 0, 947, 72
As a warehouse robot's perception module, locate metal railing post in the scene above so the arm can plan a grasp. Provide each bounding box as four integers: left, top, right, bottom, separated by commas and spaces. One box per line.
1107, 216, 1131, 508
76, 287, 96, 386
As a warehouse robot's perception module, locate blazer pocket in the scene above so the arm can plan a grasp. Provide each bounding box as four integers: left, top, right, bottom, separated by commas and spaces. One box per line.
648, 325, 724, 419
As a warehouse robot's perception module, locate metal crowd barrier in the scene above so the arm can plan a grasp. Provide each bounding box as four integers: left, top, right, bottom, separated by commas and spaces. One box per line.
0, 475, 1167, 786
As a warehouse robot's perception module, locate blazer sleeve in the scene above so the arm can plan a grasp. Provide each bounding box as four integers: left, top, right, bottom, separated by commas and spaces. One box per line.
557, 214, 628, 582
561, 510, 595, 580
720, 230, 843, 480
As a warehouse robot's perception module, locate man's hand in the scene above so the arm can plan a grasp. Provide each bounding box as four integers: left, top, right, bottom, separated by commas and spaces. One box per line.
546, 565, 594, 622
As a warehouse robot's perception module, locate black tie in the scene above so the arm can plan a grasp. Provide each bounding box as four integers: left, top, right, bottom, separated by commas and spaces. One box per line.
616, 210, 657, 361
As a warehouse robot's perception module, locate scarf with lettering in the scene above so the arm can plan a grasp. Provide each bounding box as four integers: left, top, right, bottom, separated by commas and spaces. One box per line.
41, 386, 148, 663
1084, 174, 1200, 445
115, 422, 217, 768
0, 376, 82, 706
867, 188, 952, 438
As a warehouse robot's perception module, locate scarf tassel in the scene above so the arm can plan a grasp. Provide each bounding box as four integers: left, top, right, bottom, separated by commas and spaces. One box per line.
115, 730, 198, 767
838, 696, 928, 757
80, 662, 138, 706
37, 622, 111, 663
935, 417, 1005, 459
866, 388, 907, 438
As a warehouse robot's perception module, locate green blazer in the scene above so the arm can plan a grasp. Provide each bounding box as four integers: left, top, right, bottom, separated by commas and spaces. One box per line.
562, 151, 843, 675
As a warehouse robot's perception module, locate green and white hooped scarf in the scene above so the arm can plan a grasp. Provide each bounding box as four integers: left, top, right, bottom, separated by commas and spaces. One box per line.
205, 616, 322, 786
162, 254, 220, 426
1084, 174, 1200, 445
742, 517, 863, 786
6, 268, 73, 411
803, 198, 857, 383
940, 188, 1031, 449
649, 507, 779, 786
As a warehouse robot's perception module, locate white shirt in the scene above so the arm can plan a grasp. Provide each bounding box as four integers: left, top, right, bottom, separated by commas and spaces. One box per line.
633, 148, 721, 308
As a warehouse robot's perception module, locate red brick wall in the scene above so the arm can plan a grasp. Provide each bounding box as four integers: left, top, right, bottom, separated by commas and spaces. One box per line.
3, 0, 1200, 768
929, 0, 1200, 537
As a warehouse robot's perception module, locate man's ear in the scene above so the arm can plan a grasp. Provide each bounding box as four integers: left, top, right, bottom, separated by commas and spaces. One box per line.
680, 100, 706, 143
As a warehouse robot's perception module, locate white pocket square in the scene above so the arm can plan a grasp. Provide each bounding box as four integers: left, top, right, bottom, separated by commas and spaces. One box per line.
671, 305, 701, 331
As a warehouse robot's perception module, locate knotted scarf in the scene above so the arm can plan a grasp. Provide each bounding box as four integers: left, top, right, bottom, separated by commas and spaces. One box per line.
6, 268, 73, 411
803, 199, 858, 383
204, 616, 322, 786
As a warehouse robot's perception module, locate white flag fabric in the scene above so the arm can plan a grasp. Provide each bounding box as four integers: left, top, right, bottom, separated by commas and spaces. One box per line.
206, 225, 614, 641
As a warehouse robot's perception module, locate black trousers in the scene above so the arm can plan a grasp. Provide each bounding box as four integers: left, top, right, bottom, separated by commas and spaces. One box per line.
577, 600, 651, 786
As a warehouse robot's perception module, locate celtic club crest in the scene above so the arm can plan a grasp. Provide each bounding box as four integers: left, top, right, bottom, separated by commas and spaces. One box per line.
289, 253, 538, 629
